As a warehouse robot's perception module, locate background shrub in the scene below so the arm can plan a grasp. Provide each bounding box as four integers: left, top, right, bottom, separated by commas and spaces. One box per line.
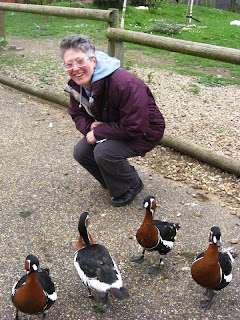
93, 0, 123, 8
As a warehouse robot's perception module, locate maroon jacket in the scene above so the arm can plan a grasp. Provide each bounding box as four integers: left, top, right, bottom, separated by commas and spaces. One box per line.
66, 69, 165, 156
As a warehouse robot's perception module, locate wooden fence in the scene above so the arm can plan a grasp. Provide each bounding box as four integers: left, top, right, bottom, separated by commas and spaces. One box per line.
0, 2, 240, 67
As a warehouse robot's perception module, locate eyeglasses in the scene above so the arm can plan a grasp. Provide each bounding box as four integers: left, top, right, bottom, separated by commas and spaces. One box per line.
62, 58, 91, 70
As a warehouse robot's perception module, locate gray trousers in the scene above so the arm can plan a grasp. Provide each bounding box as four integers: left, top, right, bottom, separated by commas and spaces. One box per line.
73, 138, 140, 197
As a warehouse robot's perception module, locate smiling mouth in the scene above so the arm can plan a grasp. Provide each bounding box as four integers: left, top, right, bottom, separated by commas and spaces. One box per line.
74, 71, 84, 77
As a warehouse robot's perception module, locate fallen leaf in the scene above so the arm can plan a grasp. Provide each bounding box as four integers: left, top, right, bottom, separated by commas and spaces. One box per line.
19, 211, 33, 218
194, 212, 202, 217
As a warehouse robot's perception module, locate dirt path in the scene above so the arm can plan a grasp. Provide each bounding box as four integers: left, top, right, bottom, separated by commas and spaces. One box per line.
0, 84, 239, 319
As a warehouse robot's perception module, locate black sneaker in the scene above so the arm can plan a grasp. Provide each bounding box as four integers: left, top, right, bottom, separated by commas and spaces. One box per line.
111, 179, 144, 207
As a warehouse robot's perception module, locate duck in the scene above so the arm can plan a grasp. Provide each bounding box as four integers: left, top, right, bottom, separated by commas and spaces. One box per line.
131, 195, 180, 275
11, 254, 57, 320
74, 212, 130, 301
191, 226, 237, 309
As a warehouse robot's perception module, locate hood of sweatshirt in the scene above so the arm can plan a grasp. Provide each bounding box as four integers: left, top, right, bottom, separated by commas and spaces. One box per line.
92, 51, 121, 83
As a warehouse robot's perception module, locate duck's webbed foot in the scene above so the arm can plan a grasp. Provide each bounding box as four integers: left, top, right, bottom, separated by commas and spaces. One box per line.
200, 299, 213, 310
200, 289, 215, 310
131, 249, 145, 263
131, 254, 144, 263
148, 266, 159, 276
148, 257, 164, 276
83, 287, 94, 299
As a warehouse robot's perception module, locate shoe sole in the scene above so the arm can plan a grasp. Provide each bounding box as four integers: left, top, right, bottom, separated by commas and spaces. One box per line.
111, 182, 144, 207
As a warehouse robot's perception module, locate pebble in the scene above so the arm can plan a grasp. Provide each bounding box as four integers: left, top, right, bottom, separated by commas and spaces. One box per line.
229, 239, 239, 244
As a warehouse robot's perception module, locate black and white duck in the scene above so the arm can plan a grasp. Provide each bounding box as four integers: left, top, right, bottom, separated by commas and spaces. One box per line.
74, 212, 130, 301
131, 195, 180, 275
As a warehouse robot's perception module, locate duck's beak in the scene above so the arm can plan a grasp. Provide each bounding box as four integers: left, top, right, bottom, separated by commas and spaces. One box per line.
216, 239, 221, 247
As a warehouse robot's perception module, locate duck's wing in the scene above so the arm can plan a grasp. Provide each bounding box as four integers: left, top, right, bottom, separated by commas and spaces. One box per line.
192, 251, 205, 263
11, 274, 27, 299
75, 244, 120, 285
37, 269, 57, 308
153, 220, 178, 242
38, 269, 56, 294
213, 251, 233, 291
218, 251, 233, 276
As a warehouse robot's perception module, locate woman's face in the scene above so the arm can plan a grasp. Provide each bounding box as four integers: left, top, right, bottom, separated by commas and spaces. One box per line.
63, 48, 96, 90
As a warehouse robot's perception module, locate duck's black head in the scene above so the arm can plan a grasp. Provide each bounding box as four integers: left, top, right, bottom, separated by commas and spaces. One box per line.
141, 195, 156, 214
25, 254, 39, 272
209, 226, 221, 247
78, 212, 91, 246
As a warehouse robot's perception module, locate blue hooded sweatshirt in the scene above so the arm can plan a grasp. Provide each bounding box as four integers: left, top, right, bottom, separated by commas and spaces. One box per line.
83, 51, 121, 97
93, 51, 121, 82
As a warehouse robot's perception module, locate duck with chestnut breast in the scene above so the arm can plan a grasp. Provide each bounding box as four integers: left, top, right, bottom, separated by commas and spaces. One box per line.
131, 195, 180, 275
191, 226, 237, 310
74, 212, 130, 301
11, 254, 57, 320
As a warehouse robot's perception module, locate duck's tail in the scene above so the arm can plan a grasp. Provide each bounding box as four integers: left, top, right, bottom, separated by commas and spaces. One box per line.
107, 286, 130, 300
174, 223, 181, 231
231, 251, 238, 260
224, 247, 238, 261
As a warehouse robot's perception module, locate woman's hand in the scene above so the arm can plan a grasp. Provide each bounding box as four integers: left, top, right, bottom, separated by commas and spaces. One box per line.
90, 121, 103, 131
86, 130, 97, 145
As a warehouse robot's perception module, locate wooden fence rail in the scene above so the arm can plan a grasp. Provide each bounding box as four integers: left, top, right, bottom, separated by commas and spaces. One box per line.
106, 28, 240, 66
0, 3, 116, 22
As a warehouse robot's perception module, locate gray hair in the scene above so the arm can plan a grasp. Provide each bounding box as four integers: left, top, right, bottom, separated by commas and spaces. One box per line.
59, 34, 95, 60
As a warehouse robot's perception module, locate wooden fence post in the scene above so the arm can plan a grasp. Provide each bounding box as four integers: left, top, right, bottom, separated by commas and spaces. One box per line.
107, 8, 124, 67
0, 11, 5, 39
114, 40, 125, 67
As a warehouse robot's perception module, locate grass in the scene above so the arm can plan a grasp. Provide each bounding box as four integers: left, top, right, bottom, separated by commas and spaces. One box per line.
4, 3, 108, 41
124, 4, 239, 47
195, 75, 225, 87
1, 2, 240, 85
188, 83, 200, 94
0, 36, 9, 50
92, 302, 106, 314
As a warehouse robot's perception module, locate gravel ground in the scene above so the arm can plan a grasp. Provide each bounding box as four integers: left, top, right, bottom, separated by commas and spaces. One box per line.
0, 85, 239, 320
